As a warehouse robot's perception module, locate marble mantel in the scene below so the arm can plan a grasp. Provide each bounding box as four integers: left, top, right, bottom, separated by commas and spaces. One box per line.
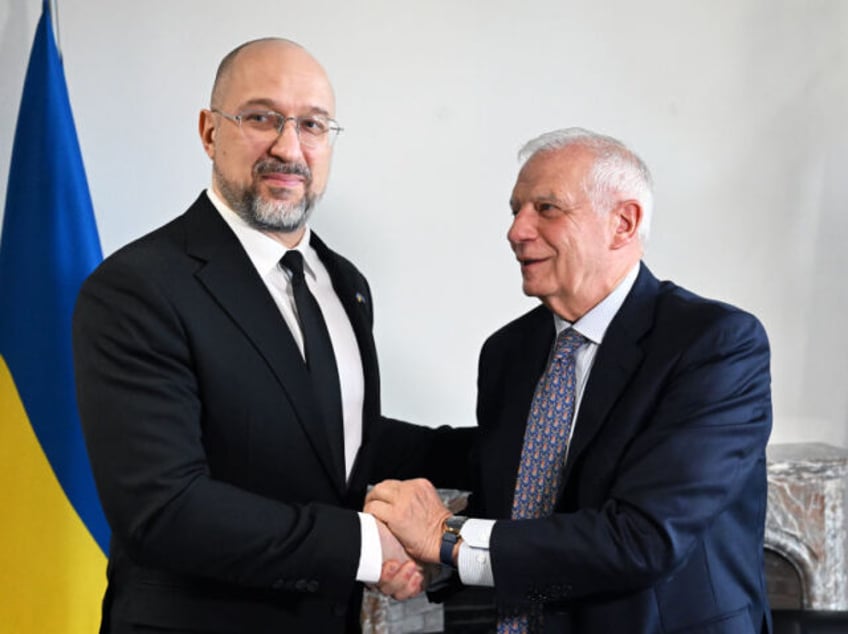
765, 442, 848, 610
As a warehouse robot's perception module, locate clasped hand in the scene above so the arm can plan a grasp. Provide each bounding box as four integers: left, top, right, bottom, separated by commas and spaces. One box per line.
366, 478, 451, 600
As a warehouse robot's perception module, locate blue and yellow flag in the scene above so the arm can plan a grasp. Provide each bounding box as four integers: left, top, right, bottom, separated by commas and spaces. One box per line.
0, 1, 108, 630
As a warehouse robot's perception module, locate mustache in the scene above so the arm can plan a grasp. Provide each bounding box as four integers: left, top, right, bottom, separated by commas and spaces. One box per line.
254, 159, 312, 181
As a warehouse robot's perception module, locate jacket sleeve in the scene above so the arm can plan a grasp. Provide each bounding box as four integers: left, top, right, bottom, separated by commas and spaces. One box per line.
364, 417, 477, 490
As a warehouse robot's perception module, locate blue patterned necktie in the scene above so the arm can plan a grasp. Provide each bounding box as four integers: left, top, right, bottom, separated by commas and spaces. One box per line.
498, 328, 588, 634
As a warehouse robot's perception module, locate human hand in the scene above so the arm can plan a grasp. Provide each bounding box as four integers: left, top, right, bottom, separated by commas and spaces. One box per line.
365, 478, 451, 564
375, 520, 424, 600
376, 559, 424, 600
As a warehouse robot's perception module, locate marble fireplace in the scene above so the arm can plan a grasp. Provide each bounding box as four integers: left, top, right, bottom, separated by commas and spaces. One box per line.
765, 443, 848, 611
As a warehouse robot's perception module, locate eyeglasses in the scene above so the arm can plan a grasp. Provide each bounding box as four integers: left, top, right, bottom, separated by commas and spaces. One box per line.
212, 109, 343, 148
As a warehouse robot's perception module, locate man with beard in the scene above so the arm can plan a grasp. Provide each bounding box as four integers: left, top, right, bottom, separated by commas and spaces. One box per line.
72, 38, 467, 634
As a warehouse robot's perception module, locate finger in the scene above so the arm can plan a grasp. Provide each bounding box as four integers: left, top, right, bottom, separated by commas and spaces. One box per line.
393, 568, 424, 601
364, 499, 393, 524
365, 479, 401, 504
377, 559, 413, 596
381, 560, 400, 579
379, 560, 422, 600
378, 559, 402, 582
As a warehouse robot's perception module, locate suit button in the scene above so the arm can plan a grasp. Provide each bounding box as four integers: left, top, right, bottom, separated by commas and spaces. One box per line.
307, 580, 319, 593
295, 579, 308, 591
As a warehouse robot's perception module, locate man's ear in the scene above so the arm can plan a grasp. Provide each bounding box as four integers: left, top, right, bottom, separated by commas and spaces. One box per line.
199, 109, 216, 159
611, 200, 642, 249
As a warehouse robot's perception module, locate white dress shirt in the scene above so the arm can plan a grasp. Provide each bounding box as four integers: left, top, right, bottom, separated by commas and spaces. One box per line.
457, 264, 641, 586
207, 189, 382, 584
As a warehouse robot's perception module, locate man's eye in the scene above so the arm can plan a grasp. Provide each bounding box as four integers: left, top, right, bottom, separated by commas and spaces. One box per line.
243, 112, 275, 127
299, 117, 328, 135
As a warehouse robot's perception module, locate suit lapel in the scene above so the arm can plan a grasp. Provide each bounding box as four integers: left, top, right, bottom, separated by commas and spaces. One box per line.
310, 233, 380, 433
182, 196, 346, 493
560, 264, 658, 487
310, 233, 382, 493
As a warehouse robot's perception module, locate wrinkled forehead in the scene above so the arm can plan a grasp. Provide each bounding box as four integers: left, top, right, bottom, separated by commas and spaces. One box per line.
512, 146, 594, 199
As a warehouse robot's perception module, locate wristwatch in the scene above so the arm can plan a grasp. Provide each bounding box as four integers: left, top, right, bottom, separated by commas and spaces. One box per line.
439, 515, 468, 568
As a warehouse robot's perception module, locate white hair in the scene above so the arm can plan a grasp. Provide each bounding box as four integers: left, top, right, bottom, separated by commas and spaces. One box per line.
518, 127, 654, 241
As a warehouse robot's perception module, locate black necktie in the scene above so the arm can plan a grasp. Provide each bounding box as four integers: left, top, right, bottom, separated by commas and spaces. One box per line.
281, 250, 344, 476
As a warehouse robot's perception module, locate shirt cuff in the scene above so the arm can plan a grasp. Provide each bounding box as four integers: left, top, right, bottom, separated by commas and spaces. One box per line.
457, 518, 495, 587
356, 512, 382, 584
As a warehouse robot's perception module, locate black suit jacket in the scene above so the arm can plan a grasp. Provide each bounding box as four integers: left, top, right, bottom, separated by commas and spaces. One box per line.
73, 193, 469, 634
465, 264, 772, 634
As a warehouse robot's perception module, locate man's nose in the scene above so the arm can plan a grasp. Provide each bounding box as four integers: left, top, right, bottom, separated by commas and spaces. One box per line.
508, 206, 537, 245
268, 119, 305, 162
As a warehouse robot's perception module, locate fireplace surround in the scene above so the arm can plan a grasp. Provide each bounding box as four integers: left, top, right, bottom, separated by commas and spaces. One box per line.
766, 443, 848, 633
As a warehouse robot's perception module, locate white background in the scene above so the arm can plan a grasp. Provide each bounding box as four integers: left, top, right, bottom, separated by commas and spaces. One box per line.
2, 0, 846, 447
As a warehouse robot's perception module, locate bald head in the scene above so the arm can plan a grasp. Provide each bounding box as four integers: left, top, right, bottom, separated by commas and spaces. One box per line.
210, 38, 334, 113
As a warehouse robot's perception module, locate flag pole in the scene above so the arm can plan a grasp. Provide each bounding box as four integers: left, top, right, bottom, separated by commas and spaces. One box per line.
49, 0, 62, 58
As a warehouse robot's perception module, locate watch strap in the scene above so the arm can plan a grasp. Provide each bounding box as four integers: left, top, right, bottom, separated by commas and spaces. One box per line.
439, 531, 458, 567
439, 515, 467, 568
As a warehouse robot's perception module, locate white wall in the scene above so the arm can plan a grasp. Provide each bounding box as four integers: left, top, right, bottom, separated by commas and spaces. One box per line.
2, 0, 846, 447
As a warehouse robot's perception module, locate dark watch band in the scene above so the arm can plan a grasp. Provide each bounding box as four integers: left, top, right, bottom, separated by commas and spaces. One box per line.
439, 531, 459, 567
439, 515, 467, 568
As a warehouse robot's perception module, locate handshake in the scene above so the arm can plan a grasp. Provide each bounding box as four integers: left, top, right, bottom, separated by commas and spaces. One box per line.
364, 478, 467, 601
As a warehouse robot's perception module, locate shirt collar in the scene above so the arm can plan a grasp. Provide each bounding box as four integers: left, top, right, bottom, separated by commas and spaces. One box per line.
554, 264, 640, 344
206, 188, 319, 280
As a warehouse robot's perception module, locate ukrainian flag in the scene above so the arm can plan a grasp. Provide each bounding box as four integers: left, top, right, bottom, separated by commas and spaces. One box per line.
0, 1, 109, 630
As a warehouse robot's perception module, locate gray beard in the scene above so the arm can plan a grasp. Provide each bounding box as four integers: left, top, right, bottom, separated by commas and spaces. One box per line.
214, 163, 318, 233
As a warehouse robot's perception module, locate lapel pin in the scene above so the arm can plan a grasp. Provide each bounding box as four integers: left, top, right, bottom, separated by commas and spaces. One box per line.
355, 292, 366, 304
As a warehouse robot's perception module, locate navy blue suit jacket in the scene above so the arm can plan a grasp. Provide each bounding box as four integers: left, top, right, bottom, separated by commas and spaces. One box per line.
470, 264, 773, 633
